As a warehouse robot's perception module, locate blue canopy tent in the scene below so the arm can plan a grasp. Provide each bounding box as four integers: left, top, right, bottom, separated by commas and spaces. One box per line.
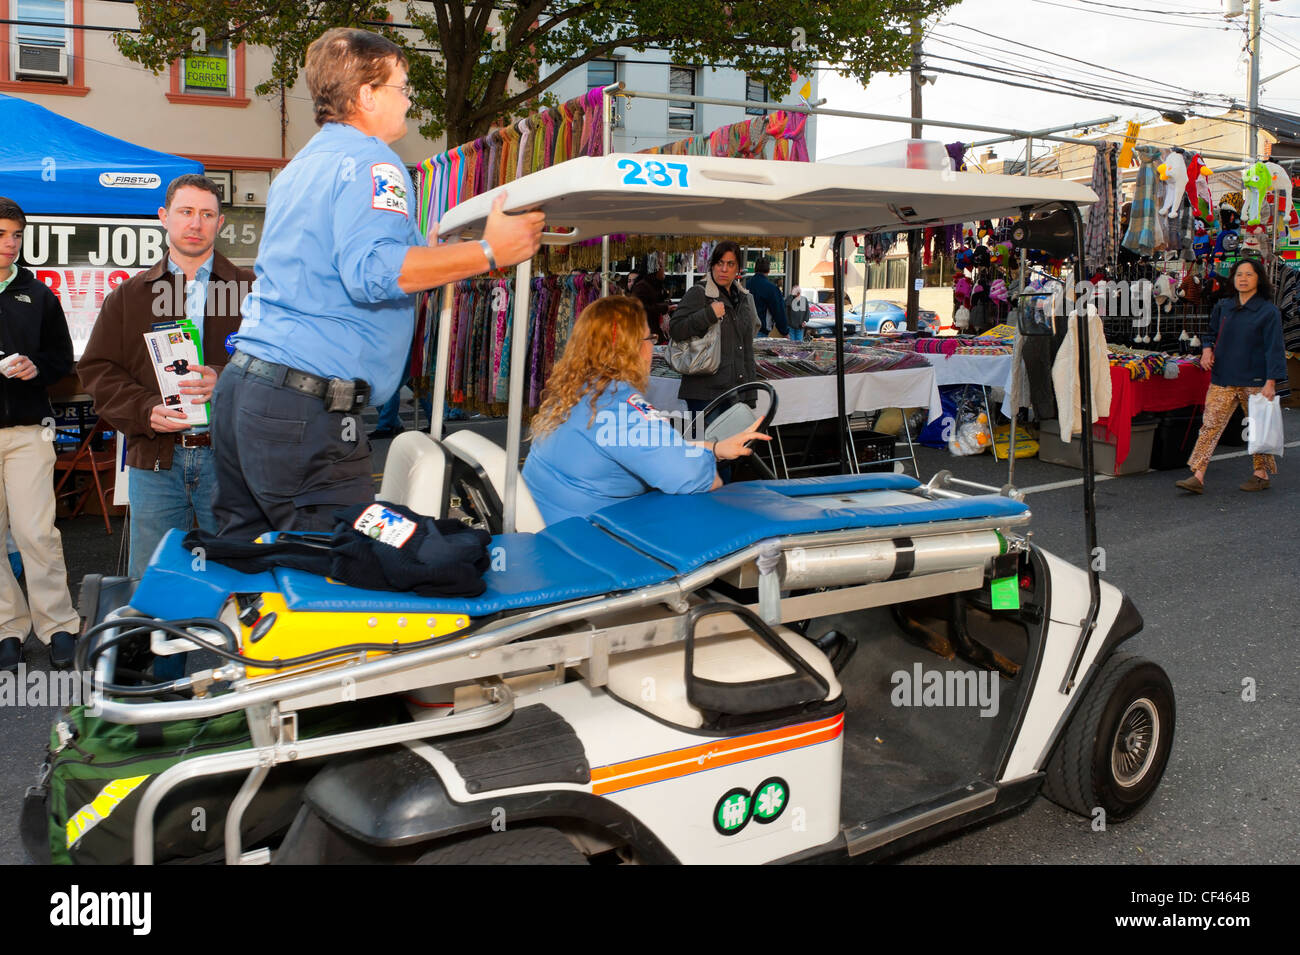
0, 93, 203, 214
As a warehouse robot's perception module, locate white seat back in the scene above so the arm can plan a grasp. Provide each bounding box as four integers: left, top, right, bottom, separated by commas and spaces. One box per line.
604, 627, 842, 729
442, 429, 546, 532
377, 431, 448, 517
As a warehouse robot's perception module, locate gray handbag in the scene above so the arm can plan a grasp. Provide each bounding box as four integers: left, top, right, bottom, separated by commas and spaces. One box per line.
667, 311, 722, 375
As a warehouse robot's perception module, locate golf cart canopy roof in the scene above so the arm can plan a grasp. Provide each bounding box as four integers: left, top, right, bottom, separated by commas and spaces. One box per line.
435, 153, 1098, 244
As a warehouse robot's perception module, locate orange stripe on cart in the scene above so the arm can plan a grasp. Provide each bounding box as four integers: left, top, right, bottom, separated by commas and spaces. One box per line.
590, 714, 844, 795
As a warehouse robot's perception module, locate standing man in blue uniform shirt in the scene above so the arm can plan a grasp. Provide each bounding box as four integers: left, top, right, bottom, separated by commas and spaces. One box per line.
214, 27, 544, 537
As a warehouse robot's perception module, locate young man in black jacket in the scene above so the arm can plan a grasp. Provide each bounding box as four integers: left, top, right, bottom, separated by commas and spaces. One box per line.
0, 198, 80, 671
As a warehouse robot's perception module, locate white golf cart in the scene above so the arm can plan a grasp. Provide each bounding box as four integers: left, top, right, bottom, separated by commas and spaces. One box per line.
60, 153, 1173, 865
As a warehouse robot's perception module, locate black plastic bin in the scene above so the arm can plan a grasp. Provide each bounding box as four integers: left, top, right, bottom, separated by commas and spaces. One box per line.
1150, 406, 1204, 470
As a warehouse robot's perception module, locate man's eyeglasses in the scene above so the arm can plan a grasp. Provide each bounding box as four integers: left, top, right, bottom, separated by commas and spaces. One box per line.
375, 82, 413, 98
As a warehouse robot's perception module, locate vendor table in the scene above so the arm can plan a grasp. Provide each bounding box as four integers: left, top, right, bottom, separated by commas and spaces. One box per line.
1097, 363, 1210, 467
921, 352, 1014, 393
919, 352, 1023, 459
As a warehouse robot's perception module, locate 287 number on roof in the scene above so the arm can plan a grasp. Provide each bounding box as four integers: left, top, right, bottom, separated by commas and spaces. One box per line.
618, 159, 689, 189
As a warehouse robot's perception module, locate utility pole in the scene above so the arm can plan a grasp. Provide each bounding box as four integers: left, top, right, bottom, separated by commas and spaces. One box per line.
1247, 0, 1261, 162
904, 17, 922, 332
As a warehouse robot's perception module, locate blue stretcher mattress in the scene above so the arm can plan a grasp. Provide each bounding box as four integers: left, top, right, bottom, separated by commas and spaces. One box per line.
129, 475, 1028, 620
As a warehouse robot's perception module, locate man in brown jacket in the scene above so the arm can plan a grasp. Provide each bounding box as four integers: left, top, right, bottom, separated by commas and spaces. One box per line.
80, 174, 253, 579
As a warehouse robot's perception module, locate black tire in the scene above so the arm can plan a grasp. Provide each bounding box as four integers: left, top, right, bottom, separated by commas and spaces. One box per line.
1042, 652, 1175, 822
415, 826, 587, 865
878, 320, 897, 333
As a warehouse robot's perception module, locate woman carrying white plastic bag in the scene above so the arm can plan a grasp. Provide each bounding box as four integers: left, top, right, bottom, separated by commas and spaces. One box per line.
1176, 259, 1287, 494
1247, 392, 1285, 457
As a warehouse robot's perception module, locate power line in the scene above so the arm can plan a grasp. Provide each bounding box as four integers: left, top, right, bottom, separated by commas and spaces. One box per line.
925, 63, 1257, 130
922, 52, 1207, 111
1067, 0, 1223, 14
928, 31, 1231, 109
1028, 0, 1241, 30
936, 23, 1239, 107
923, 44, 1246, 122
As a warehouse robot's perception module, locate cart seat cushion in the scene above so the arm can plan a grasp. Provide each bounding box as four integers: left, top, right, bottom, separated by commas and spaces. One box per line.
590, 483, 1028, 573
274, 517, 673, 615
605, 626, 842, 729
131, 529, 278, 620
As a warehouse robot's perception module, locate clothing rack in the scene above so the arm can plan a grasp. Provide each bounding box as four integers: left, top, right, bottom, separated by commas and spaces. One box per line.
435, 272, 603, 416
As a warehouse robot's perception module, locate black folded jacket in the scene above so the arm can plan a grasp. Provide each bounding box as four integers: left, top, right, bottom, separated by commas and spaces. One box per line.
183, 501, 492, 598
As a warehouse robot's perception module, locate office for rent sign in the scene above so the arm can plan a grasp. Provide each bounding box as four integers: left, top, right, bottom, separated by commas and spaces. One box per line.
184, 54, 229, 92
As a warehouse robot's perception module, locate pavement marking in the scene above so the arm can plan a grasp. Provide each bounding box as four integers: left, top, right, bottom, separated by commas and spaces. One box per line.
1020, 475, 1115, 495
1016, 439, 1300, 495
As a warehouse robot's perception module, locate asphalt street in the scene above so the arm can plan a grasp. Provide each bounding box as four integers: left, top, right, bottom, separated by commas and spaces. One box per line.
2, 408, 1296, 865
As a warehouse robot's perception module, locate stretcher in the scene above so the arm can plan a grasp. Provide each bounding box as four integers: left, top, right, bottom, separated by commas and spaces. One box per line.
52, 149, 1175, 866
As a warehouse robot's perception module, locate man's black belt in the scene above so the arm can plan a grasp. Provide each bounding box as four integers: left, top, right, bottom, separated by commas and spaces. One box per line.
230, 350, 370, 413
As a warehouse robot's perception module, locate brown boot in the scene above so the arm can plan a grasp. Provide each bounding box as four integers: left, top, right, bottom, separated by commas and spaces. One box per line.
1239, 475, 1271, 492
1175, 475, 1204, 494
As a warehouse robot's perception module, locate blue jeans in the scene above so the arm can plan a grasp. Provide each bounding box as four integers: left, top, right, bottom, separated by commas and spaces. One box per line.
375, 380, 433, 431
128, 446, 219, 578
375, 388, 403, 432
788, 328, 805, 341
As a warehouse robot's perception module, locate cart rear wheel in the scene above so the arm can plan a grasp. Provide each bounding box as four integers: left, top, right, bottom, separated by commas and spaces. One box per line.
415, 826, 587, 865
1042, 652, 1175, 822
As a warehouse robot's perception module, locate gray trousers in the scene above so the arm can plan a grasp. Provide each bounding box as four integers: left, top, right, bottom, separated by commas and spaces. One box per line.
211, 359, 374, 539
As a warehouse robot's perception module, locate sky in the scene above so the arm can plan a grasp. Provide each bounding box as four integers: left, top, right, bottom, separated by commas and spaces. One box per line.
814, 0, 1300, 164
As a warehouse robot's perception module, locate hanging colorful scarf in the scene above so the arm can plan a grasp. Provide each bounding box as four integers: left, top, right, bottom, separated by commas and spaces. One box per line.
1122, 146, 1162, 258
1085, 141, 1119, 270
516, 117, 532, 179
767, 111, 809, 162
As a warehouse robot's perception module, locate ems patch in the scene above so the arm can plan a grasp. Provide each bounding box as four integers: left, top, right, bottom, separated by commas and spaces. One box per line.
627, 393, 663, 421
371, 162, 409, 216
352, 503, 417, 548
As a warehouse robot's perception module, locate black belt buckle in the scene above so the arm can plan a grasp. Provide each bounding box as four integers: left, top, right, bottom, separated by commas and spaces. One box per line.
325, 377, 370, 413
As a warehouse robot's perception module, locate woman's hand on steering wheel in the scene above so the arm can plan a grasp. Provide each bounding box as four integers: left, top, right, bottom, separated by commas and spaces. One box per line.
714, 421, 771, 461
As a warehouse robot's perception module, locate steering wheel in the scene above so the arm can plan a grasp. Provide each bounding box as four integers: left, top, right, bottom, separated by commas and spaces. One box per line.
695, 380, 779, 481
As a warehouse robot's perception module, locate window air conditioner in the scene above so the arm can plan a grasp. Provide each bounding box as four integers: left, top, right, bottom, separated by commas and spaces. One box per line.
15, 43, 68, 81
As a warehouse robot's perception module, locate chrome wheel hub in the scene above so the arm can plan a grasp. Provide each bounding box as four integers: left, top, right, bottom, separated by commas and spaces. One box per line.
1112, 697, 1160, 788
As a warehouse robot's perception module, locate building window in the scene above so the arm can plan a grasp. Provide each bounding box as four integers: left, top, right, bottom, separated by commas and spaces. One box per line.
182, 39, 233, 96
11, 0, 70, 83
668, 65, 696, 132
587, 58, 616, 91
745, 75, 767, 116
887, 258, 908, 289
167, 38, 249, 108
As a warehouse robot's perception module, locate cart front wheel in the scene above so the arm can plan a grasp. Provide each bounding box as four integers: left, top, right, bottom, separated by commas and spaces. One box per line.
1042, 652, 1175, 822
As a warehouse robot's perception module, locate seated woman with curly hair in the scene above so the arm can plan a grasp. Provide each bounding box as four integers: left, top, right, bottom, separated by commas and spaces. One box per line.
523, 296, 767, 525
